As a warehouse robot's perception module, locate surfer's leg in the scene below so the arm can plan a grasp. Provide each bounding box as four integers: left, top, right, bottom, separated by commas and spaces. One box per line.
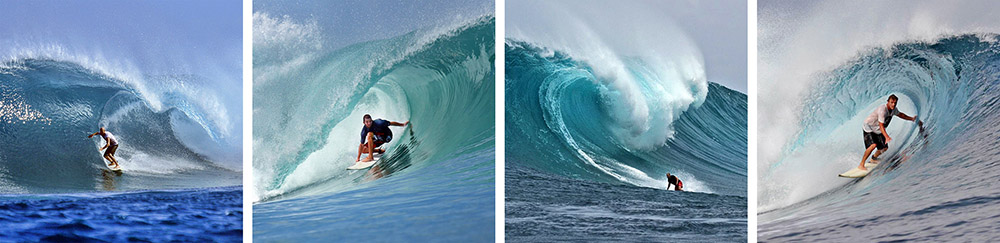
361, 132, 375, 162
107, 145, 119, 166
872, 148, 886, 162
859, 144, 877, 170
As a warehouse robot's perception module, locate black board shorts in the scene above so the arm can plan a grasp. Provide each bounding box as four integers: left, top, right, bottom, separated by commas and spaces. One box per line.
864, 131, 887, 150
105, 144, 118, 156
373, 134, 392, 146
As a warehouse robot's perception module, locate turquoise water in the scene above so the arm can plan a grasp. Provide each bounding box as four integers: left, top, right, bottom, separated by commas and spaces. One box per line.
505, 40, 747, 240
253, 16, 495, 241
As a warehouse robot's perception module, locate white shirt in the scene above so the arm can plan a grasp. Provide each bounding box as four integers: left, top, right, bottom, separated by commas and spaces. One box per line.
862, 104, 899, 134
102, 131, 119, 146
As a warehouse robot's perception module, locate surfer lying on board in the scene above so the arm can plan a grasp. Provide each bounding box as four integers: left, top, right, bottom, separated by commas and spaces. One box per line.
88, 127, 120, 167
356, 114, 409, 162
666, 173, 683, 191
857, 94, 921, 171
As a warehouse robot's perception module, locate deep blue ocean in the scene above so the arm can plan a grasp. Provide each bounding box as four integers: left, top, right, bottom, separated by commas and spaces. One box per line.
758, 35, 1000, 241
0, 186, 241, 242
0, 56, 243, 241
504, 40, 748, 241
252, 15, 495, 241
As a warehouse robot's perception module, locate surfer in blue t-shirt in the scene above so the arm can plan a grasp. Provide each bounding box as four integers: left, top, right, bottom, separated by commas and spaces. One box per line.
88, 127, 120, 167
357, 114, 409, 162
857, 95, 920, 171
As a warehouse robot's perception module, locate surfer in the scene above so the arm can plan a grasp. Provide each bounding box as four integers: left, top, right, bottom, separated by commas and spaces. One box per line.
88, 127, 120, 167
666, 173, 683, 191
356, 114, 409, 162
857, 94, 920, 171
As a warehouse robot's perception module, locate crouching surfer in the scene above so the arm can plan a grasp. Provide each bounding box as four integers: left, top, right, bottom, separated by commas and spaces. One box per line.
356, 114, 409, 162
666, 173, 683, 191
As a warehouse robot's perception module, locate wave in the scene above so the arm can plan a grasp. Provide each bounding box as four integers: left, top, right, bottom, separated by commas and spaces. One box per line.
759, 34, 1000, 214
0, 58, 240, 193
505, 41, 747, 196
252, 15, 495, 202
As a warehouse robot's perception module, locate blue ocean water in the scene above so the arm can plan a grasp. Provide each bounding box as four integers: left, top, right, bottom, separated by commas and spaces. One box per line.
0, 186, 241, 242
758, 35, 1000, 241
252, 15, 495, 241
0, 57, 242, 241
505, 41, 748, 241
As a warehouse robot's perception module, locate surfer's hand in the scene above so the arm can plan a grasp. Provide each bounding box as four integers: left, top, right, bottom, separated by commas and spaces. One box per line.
404, 121, 409, 126
885, 135, 892, 142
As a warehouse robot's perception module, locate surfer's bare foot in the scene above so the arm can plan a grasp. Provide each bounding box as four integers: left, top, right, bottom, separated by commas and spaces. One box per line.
857, 165, 867, 171
361, 156, 374, 162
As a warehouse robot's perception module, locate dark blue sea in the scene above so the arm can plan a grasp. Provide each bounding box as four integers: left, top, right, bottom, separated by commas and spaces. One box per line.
0, 52, 243, 242
0, 186, 242, 242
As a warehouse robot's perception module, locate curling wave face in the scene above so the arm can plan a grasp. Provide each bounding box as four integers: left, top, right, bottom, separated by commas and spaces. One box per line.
505, 41, 746, 196
759, 34, 1000, 240
0, 59, 240, 193
252, 16, 495, 202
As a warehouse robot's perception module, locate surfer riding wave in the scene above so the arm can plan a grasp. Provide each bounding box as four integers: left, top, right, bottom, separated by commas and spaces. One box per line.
857, 94, 920, 171
356, 114, 409, 162
88, 127, 121, 168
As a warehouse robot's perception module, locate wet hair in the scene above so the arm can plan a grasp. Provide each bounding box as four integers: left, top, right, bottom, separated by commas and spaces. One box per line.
363, 114, 372, 121
888, 94, 898, 102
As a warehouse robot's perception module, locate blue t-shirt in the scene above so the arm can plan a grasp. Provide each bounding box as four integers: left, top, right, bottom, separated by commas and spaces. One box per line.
360, 119, 392, 144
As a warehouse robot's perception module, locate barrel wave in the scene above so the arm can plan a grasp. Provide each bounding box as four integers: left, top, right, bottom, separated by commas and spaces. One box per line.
252, 14, 495, 241
504, 39, 747, 241
0, 58, 240, 193
758, 34, 1000, 241
506, 41, 746, 195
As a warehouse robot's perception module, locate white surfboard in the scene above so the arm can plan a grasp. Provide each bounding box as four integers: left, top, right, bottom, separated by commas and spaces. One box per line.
105, 160, 123, 173
347, 153, 381, 170
838, 161, 877, 178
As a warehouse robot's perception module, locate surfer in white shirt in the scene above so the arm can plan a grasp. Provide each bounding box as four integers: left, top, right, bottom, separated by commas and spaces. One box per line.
88, 127, 120, 168
857, 95, 920, 171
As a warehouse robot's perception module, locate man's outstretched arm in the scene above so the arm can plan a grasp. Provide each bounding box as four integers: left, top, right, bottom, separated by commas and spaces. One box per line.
896, 112, 917, 121
389, 121, 409, 126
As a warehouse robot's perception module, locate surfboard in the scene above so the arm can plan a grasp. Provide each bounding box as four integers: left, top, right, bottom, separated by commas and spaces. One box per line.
103, 160, 123, 176
347, 153, 381, 170
838, 161, 877, 178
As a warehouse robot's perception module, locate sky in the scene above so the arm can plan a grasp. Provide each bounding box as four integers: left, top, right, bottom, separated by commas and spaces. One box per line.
507, 0, 747, 92
0, 0, 243, 82
254, 0, 494, 51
